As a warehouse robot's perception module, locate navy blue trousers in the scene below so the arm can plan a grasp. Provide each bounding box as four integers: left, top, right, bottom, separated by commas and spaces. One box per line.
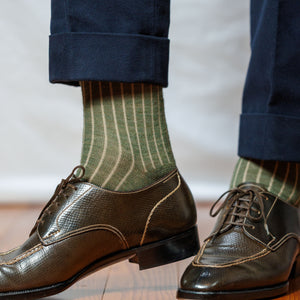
49, 0, 300, 163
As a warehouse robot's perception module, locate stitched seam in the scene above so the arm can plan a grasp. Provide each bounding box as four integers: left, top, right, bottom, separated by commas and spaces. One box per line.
201, 248, 267, 265
0, 246, 21, 256
83, 170, 178, 195
195, 239, 210, 264
40, 171, 178, 244
195, 241, 265, 265
244, 225, 273, 247
43, 224, 129, 249
40, 172, 178, 241
192, 249, 270, 268
139, 173, 181, 246
0, 244, 43, 266
44, 230, 60, 239
269, 233, 300, 250
55, 186, 93, 231
40, 186, 93, 240
265, 197, 277, 220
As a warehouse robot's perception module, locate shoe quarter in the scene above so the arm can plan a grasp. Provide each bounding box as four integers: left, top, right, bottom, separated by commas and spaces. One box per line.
37, 174, 181, 247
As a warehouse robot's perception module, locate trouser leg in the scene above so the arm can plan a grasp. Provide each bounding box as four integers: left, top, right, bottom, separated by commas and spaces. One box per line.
49, 0, 176, 192
238, 0, 300, 162
49, 0, 171, 87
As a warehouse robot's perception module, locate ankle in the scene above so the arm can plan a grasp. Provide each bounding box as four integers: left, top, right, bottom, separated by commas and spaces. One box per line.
231, 158, 300, 206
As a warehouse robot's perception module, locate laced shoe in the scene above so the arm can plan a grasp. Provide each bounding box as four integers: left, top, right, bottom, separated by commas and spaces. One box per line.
0, 166, 199, 299
178, 183, 300, 300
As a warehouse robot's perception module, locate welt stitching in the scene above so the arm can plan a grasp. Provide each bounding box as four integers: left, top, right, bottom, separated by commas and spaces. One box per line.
192, 249, 270, 268
140, 173, 181, 246
1, 244, 43, 266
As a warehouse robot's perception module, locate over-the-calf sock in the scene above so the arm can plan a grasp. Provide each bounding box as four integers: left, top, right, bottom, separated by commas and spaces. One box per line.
230, 158, 300, 207
79, 81, 176, 191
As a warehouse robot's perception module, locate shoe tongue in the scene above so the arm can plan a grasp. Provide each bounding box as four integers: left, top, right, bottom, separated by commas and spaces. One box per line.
237, 182, 267, 193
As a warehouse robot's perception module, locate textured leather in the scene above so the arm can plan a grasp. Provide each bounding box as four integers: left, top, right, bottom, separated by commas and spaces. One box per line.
0, 169, 197, 293
180, 183, 300, 295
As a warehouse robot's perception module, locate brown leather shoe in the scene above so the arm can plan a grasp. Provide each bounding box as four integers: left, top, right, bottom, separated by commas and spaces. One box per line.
178, 183, 300, 300
0, 166, 199, 299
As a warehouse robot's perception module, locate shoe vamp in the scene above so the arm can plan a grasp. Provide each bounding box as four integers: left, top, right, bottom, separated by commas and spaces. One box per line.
0, 233, 40, 263
0, 229, 127, 292
199, 226, 265, 265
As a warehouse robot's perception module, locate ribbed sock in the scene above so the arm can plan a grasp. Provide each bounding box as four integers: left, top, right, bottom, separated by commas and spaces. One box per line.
79, 81, 176, 191
230, 157, 300, 206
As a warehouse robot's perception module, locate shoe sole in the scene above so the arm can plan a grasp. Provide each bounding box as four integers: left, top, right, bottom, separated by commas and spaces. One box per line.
0, 226, 199, 300
177, 282, 289, 300
177, 254, 300, 300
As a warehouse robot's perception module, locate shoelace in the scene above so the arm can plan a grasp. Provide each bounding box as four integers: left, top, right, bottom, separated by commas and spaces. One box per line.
30, 165, 85, 236
207, 186, 271, 240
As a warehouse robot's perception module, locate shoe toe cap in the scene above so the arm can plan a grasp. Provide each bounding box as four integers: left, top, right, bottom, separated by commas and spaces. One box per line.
180, 261, 264, 293
180, 263, 224, 292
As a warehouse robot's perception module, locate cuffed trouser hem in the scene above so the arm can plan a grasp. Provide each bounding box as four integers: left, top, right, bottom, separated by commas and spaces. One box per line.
238, 113, 300, 162
49, 33, 170, 87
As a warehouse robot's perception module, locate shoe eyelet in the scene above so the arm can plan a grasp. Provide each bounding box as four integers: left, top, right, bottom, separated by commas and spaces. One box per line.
251, 225, 255, 230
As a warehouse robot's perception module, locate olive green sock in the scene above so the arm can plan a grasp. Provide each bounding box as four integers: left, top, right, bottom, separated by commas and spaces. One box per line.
79, 81, 176, 191
230, 157, 300, 206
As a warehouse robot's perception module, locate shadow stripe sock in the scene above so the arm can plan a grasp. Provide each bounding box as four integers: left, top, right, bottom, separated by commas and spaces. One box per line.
230, 157, 300, 207
80, 81, 176, 191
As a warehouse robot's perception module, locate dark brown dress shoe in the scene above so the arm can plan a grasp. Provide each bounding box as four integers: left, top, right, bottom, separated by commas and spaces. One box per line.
0, 166, 199, 299
178, 183, 300, 300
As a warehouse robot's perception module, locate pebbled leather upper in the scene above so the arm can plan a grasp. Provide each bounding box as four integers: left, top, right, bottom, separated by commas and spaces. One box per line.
0, 169, 197, 292
180, 183, 300, 292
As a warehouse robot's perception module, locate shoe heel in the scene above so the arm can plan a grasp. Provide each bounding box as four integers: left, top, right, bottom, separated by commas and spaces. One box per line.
129, 226, 200, 270
291, 255, 300, 278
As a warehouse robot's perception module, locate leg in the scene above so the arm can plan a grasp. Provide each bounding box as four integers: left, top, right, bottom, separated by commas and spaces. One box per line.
232, 0, 300, 205
179, 1, 300, 299
231, 0, 300, 206
51, 0, 176, 191
0, 1, 199, 299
